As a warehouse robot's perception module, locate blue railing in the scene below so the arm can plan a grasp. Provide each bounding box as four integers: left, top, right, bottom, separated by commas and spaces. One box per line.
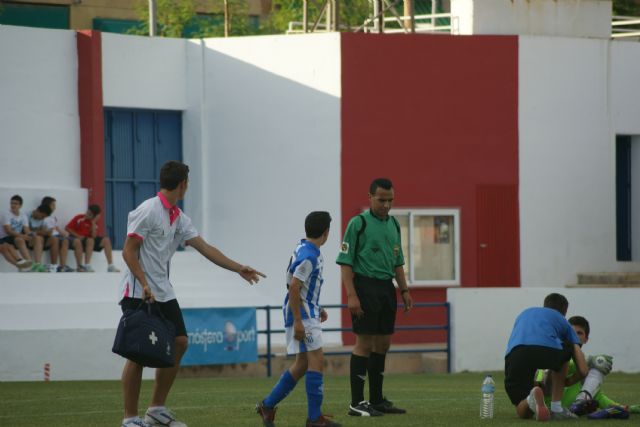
257, 302, 450, 377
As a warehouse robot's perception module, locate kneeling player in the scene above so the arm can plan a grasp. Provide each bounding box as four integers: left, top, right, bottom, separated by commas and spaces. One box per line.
504, 293, 589, 421
256, 212, 340, 427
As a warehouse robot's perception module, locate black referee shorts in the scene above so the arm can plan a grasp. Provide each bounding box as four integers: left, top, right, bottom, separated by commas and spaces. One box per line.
120, 297, 187, 337
351, 274, 397, 335
504, 343, 574, 405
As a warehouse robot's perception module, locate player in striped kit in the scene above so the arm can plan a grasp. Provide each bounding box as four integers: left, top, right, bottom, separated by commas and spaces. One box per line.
256, 211, 340, 427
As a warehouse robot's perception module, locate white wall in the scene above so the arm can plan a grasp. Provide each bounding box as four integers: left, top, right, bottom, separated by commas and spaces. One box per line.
448, 287, 640, 373
0, 250, 344, 381
611, 42, 640, 135
0, 26, 81, 190
518, 36, 640, 286
189, 34, 343, 340
451, 0, 611, 38
102, 33, 188, 110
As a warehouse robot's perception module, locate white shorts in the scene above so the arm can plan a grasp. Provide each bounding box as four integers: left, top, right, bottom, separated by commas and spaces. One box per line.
285, 317, 323, 355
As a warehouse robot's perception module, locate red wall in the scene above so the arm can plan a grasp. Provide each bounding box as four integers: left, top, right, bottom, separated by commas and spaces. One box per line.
77, 30, 105, 232
340, 33, 519, 344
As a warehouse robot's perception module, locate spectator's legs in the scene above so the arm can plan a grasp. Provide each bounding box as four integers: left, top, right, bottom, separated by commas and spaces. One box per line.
122, 360, 144, 419
48, 236, 60, 265
72, 238, 83, 268
59, 238, 69, 267
14, 237, 32, 261
32, 235, 44, 264
150, 336, 188, 407
101, 236, 114, 264
0, 244, 18, 266
84, 237, 94, 265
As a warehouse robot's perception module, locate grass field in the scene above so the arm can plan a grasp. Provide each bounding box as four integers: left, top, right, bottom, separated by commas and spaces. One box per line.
1, 372, 639, 426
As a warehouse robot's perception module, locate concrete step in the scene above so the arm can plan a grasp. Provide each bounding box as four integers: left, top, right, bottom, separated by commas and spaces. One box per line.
566, 283, 640, 288
577, 272, 640, 285
178, 344, 448, 378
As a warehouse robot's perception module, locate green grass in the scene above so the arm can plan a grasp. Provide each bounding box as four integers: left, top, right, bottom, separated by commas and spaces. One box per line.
1, 372, 639, 426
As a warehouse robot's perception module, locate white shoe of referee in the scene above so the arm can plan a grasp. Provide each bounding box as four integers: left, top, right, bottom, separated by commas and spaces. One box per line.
144, 407, 187, 427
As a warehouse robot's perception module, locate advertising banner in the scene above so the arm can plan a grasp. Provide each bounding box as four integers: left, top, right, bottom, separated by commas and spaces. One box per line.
181, 307, 257, 366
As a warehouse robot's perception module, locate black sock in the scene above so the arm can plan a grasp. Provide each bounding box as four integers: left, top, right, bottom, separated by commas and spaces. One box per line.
368, 352, 386, 405
350, 354, 368, 406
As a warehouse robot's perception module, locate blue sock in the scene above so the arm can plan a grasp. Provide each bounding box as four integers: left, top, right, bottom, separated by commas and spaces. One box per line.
306, 370, 323, 422
263, 370, 298, 408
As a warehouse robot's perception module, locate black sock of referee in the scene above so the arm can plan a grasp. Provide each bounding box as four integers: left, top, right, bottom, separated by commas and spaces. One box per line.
368, 352, 386, 405
350, 354, 368, 406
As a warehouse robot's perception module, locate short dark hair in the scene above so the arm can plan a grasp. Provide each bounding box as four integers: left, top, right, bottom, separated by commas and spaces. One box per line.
160, 161, 189, 190
543, 293, 569, 315
88, 204, 101, 216
41, 196, 56, 207
305, 211, 332, 239
11, 195, 23, 205
36, 204, 52, 216
568, 315, 590, 339
369, 178, 393, 194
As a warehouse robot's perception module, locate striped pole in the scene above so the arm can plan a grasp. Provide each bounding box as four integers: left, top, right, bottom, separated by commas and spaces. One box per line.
44, 363, 50, 381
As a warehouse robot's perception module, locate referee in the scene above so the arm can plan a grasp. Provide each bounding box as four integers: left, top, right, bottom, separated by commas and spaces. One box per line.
337, 178, 413, 417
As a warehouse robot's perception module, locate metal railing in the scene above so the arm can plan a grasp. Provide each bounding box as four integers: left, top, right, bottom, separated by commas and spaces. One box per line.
612, 16, 640, 39
257, 302, 450, 377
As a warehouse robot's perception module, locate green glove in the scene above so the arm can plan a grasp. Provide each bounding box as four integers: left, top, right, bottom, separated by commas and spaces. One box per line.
587, 354, 613, 375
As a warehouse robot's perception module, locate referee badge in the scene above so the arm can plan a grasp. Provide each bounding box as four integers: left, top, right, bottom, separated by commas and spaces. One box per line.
340, 242, 349, 254
393, 245, 400, 257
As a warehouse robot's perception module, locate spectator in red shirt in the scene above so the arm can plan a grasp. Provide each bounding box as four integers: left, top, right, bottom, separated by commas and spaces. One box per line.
65, 204, 119, 272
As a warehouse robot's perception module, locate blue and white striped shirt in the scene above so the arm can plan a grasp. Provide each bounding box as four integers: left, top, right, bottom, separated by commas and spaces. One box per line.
283, 239, 324, 327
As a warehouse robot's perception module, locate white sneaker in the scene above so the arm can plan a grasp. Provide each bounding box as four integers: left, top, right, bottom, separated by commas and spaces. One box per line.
144, 408, 187, 427
108, 264, 121, 273
84, 264, 95, 272
16, 259, 33, 270
122, 417, 151, 427
527, 386, 550, 421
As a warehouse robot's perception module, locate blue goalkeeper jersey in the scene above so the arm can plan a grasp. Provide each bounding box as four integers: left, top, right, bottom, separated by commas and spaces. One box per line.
505, 307, 581, 356
283, 239, 324, 327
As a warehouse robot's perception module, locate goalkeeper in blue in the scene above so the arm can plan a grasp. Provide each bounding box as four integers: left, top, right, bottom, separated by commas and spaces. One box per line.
256, 211, 341, 427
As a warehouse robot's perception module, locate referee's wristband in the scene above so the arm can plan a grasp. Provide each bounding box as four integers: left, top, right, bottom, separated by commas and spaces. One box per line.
400, 289, 409, 294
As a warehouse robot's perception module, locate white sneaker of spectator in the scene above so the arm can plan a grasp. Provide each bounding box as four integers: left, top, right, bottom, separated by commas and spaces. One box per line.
108, 264, 121, 273
48, 264, 58, 273
16, 259, 33, 271
84, 264, 95, 272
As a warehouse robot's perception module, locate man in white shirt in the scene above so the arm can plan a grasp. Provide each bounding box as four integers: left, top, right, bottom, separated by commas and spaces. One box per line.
119, 161, 266, 427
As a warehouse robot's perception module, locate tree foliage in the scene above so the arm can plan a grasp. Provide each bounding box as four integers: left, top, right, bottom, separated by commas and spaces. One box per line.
613, 0, 640, 17
129, 0, 640, 39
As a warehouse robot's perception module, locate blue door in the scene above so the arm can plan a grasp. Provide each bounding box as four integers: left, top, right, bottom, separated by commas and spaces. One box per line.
105, 109, 182, 249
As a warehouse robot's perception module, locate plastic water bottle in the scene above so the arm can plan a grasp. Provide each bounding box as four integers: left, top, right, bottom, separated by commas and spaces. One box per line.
480, 374, 495, 419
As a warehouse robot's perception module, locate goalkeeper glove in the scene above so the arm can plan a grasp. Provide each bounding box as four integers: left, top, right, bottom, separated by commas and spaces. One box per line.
587, 354, 613, 375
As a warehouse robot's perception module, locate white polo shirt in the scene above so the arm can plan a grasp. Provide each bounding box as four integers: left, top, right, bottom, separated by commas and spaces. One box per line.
119, 192, 198, 303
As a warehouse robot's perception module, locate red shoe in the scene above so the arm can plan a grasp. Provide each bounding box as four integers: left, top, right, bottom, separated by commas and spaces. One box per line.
306, 414, 341, 427
256, 401, 277, 427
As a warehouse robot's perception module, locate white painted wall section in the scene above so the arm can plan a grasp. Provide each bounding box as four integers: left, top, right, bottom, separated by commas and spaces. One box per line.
195, 34, 343, 341
611, 42, 640, 135
451, 0, 612, 38
0, 25, 81, 189
448, 288, 640, 373
102, 33, 188, 110
518, 36, 640, 286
